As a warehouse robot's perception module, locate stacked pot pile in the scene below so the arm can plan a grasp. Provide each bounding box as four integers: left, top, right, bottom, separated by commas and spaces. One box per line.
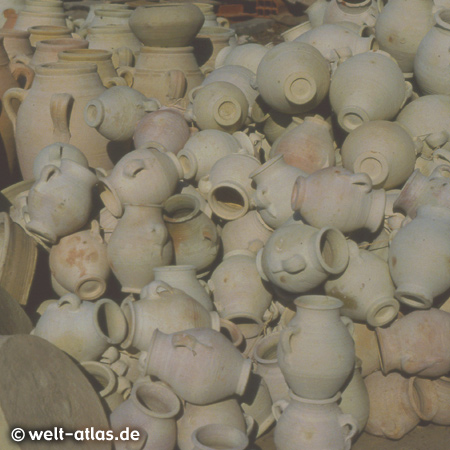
3, 0, 450, 449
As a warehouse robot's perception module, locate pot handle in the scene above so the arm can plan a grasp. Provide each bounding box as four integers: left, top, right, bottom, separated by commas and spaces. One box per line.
171, 332, 210, 355
430, 164, 450, 180
349, 172, 372, 193
217, 17, 230, 28
340, 315, 354, 335
112, 47, 134, 69
272, 399, 289, 421
219, 318, 244, 348
167, 69, 187, 101
339, 413, 359, 450
10, 61, 34, 89
104, 76, 128, 88
116, 65, 135, 87
188, 85, 202, 104
50, 93, 73, 143
140, 280, 174, 300
3, 87, 28, 133
243, 413, 255, 436
57, 293, 82, 310
280, 327, 299, 355
37, 164, 62, 184
434, 148, 450, 164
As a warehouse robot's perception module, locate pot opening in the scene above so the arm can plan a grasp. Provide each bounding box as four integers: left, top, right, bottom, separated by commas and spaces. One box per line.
255, 334, 279, 362
178, 155, 192, 178
210, 185, 247, 220
163, 194, 199, 223
134, 383, 179, 418
228, 315, 263, 339
318, 228, 349, 274
194, 424, 248, 450
438, 9, 450, 29
96, 301, 127, 344
396, 291, 431, 309
371, 304, 398, 326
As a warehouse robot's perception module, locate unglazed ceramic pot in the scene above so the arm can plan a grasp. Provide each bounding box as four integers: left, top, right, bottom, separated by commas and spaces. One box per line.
28, 25, 72, 46
376, 308, 450, 377
217, 42, 268, 74
257, 222, 349, 294
365, 371, 420, 439
250, 155, 307, 229
291, 166, 386, 234
329, 51, 411, 132
269, 115, 335, 174
133, 109, 190, 154
4, 62, 126, 179
98, 147, 183, 218
110, 380, 180, 450
324, 240, 399, 327
273, 391, 358, 450
129, 3, 204, 47
389, 205, 450, 308
277, 296, 355, 399
139, 328, 252, 405
409, 376, 450, 425
49, 221, 110, 301
323, 0, 380, 29
107, 204, 173, 293
198, 153, 260, 221
163, 194, 219, 276
120, 280, 219, 352
0, 28, 33, 61
375, 0, 434, 74
90, 8, 132, 29
32, 293, 127, 362
14, 9, 68, 32
84, 86, 160, 141
256, 42, 331, 115
351, 322, 381, 377
25, 159, 97, 244
177, 399, 250, 450
195, 27, 236, 72
341, 120, 417, 189
191, 424, 249, 450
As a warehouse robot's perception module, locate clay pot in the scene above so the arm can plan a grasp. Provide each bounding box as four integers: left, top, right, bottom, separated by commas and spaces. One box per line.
196, 3, 229, 28
0, 212, 37, 306
375, 0, 434, 74
177, 399, 250, 450
177, 129, 249, 182
351, 322, 381, 377
365, 371, 420, 439
294, 23, 377, 62
269, 115, 335, 174
107, 204, 173, 293
120, 46, 204, 108
49, 221, 110, 301
324, 240, 399, 327
217, 43, 268, 74
153, 265, 213, 311
221, 210, 273, 255
76, 3, 130, 32
256, 42, 331, 115
58, 48, 129, 88
84, 86, 160, 142
191, 424, 249, 450
0, 1, 25, 28
253, 332, 289, 404
4, 62, 126, 179
0, 28, 33, 61
98, 146, 183, 218
90, 8, 132, 29
273, 391, 358, 450
341, 120, 417, 189
277, 296, 355, 399
339, 358, 370, 435
410, 376, 450, 425
306, 0, 329, 27
28, 25, 72, 46
323, 0, 380, 29
281, 21, 312, 42
25, 160, 97, 244
110, 380, 180, 450
129, 3, 204, 47
14, 10, 68, 31
209, 250, 272, 334
291, 167, 386, 234
163, 194, 219, 276
121, 280, 219, 352
257, 222, 349, 294
389, 205, 450, 308
186, 81, 249, 133
139, 328, 252, 405
376, 308, 450, 377
133, 109, 190, 154
32, 294, 127, 362
330, 51, 411, 132
198, 153, 260, 221
32, 142, 89, 180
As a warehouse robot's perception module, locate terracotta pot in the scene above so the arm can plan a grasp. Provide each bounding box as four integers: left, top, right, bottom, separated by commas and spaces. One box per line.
365, 371, 420, 439
257, 223, 349, 294
329, 51, 411, 132
269, 115, 335, 174
324, 240, 399, 327
28, 25, 72, 46
0, 28, 33, 61
163, 193, 219, 276
4, 62, 126, 179
389, 205, 450, 308
273, 391, 358, 450
107, 204, 173, 293
351, 322, 381, 377
111, 380, 180, 450
139, 328, 252, 405
376, 308, 450, 377
191, 424, 249, 450
49, 221, 110, 301
291, 166, 386, 234
256, 42, 331, 115
277, 295, 355, 399
14, 9, 68, 31
32, 294, 127, 362
133, 109, 190, 154
25, 159, 97, 244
